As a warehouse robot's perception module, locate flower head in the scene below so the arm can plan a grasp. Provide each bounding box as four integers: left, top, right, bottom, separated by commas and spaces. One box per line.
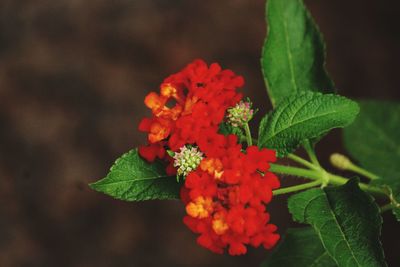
227, 100, 254, 127
173, 146, 204, 177
137, 60, 280, 255
181, 134, 280, 255
138, 59, 244, 172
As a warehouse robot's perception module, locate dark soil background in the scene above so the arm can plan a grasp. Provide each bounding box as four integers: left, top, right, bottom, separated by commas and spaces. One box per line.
0, 0, 399, 266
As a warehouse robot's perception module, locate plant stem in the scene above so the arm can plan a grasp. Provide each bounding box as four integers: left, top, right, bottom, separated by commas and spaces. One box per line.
326, 173, 385, 196
244, 123, 252, 146
269, 163, 387, 197
303, 140, 320, 167
330, 153, 379, 181
287, 153, 318, 170
380, 203, 393, 213
273, 180, 322, 196
348, 164, 379, 180
270, 164, 321, 180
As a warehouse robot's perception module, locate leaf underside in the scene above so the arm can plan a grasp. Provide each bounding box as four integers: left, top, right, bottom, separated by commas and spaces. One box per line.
343, 101, 400, 220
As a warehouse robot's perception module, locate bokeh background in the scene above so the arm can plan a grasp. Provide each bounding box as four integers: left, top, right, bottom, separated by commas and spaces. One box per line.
1, 0, 399, 266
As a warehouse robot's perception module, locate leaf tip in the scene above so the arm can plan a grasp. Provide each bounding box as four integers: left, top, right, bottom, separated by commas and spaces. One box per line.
88, 179, 104, 192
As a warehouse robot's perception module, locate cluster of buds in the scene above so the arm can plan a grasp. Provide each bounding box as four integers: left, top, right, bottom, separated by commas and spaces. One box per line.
226, 100, 254, 128
173, 146, 204, 178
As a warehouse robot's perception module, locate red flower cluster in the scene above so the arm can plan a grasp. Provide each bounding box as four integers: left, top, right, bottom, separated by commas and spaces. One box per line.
181, 134, 280, 255
138, 59, 243, 173
138, 59, 280, 255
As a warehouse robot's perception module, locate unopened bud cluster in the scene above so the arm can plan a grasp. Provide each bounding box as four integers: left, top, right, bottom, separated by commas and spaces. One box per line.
227, 100, 254, 127
173, 146, 204, 177
330, 153, 352, 170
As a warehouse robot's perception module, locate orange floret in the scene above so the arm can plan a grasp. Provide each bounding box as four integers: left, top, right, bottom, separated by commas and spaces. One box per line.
186, 196, 213, 219
144, 92, 165, 113
200, 158, 223, 179
148, 120, 170, 143
212, 212, 229, 235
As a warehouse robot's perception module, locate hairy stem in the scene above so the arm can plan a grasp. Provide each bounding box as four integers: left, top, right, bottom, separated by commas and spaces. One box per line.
270, 164, 321, 180
303, 140, 320, 167
287, 153, 318, 170
348, 164, 379, 181
273, 180, 322, 196
244, 123, 253, 146
270, 163, 387, 197
330, 153, 379, 181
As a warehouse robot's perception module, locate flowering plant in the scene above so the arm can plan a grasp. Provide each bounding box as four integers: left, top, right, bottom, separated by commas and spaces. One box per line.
89, 0, 399, 266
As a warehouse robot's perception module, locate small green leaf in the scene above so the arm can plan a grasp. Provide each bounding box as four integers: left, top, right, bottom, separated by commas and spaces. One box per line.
288, 180, 387, 267
262, 227, 336, 267
343, 101, 400, 220
219, 122, 246, 142
258, 92, 359, 157
262, 0, 334, 107
90, 149, 180, 201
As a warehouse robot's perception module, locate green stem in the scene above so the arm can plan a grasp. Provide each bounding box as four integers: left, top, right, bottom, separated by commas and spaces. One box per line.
330, 153, 379, 181
273, 180, 322, 196
303, 140, 320, 167
269, 163, 387, 197
270, 164, 321, 180
287, 153, 318, 170
348, 164, 379, 180
380, 203, 393, 213
244, 123, 252, 146
326, 173, 385, 196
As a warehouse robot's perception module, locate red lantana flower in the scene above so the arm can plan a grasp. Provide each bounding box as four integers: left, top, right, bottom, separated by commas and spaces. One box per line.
138, 59, 280, 255
138, 59, 244, 172
181, 134, 280, 255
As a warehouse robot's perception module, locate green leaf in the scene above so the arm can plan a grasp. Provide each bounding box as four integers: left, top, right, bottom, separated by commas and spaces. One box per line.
288, 180, 387, 267
262, 0, 334, 107
343, 101, 400, 220
258, 92, 359, 157
89, 149, 180, 201
262, 227, 336, 267
219, 122, 245, 142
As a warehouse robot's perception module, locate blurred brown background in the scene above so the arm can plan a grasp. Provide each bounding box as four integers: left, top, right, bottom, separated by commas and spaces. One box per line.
0, 0, 399, 266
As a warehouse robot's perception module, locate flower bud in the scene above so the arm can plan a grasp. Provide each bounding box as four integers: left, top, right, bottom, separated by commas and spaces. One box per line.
173, 146, 204, 177
330, 153, 352, 170
227, 100, 254, 127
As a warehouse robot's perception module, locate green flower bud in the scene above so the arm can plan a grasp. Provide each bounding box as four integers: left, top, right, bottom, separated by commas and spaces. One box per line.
227, 100, 254, 128
173, 146, 204, 177
330, 153, 352, 170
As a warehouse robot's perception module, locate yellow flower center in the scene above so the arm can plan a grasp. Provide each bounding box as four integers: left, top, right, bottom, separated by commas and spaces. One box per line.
186, 196, 213, 219
212, 213, 229, 235
200, 158, 224, 180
